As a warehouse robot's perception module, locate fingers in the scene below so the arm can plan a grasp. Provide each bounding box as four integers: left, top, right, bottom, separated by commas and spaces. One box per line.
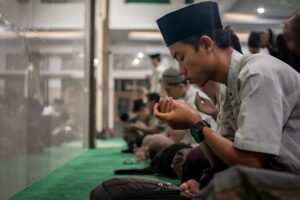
180, 184, 194, 198
153, 102, 171, 121
180, 182, 188, 191
153, 103, 161, 116
159, 97, 172, 113
180, 180, 200, 198
157, 97, 174, 113
165, 97, 174, 113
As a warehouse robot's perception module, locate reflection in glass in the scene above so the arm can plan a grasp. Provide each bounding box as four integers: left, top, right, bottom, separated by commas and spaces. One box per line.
0, 1, 89, 199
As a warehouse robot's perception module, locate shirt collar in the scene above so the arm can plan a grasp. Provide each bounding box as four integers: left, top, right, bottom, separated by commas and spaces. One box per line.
227, 50, 243, 95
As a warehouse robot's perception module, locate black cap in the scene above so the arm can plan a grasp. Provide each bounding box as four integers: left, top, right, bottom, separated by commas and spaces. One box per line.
146, 92, 160, 103
149, 53, 161, 59
132, 99, 146, 112
156, 1, 223, 46
162, 67, 185, 84
248, 31, 261, 48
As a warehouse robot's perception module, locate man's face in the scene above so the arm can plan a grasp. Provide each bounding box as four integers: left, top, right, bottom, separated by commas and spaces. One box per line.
259, 31, 270, 47
146, 101, 156, 113
162, 83, 184, 99
137, 107, 151, 121
168, 38, 216, 87
283, 12, 300, 56
150, 58, 160, 67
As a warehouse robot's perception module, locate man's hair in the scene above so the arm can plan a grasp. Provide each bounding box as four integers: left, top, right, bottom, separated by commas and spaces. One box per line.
182, 26, 242, 53
146, 92, 160, 103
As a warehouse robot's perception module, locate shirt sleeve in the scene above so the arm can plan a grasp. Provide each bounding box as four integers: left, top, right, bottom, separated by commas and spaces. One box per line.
234, 70, 283, 156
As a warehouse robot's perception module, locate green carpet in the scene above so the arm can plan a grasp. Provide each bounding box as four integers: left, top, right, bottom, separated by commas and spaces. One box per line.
9, 138, 180, 200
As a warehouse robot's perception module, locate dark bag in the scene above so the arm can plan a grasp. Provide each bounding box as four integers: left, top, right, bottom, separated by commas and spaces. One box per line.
90, 176, 191, 200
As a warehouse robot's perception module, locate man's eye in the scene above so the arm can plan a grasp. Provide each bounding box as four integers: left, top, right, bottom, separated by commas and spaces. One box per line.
179, 56, 184, 62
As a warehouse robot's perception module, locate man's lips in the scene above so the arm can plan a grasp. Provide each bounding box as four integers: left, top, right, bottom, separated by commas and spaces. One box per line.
187, 79, 194, 84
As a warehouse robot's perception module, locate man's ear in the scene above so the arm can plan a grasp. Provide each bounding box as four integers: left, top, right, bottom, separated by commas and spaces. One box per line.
200, 35, 213, 50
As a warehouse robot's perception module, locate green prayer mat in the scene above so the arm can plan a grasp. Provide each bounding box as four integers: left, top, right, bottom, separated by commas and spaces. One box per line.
10, 138, 179, 200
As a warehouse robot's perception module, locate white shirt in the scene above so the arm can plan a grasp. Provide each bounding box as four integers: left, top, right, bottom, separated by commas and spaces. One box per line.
150, 64, 164, 94
218, 50, 300, 174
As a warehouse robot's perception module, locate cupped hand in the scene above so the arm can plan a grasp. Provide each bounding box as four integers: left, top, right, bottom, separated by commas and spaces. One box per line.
154, 97, 201, 129
194, 92, 218, 117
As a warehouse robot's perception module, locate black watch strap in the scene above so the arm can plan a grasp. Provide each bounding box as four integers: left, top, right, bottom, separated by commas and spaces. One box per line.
190, 120, 211, 143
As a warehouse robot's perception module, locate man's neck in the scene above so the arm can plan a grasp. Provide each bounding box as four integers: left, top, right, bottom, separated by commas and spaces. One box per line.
154, 63, 160, 68
212, 47, 233, 85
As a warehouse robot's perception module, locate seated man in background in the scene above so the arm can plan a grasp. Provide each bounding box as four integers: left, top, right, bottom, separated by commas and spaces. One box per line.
161, 67, 216, 144
123, 96, 165, 152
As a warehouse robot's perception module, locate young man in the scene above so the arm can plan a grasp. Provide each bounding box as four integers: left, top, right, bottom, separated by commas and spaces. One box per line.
155, 1, 300, 197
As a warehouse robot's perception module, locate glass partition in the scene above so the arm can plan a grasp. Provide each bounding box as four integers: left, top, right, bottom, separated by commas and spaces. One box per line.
0, 0, 90, 199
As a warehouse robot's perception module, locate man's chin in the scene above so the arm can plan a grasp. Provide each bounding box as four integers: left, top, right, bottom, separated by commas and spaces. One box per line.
188, 79, 206, 88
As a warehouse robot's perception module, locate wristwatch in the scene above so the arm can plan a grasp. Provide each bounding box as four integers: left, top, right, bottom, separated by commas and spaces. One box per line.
190, 120, 211, 143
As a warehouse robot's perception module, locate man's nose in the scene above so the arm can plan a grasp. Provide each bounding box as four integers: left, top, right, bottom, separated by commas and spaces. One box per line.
179, 63, 186, 75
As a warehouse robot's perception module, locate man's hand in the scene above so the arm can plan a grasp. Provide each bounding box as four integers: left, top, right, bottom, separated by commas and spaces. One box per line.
180, 179, 200, 198
154, 97, 201, 129
194, 92, 219, 120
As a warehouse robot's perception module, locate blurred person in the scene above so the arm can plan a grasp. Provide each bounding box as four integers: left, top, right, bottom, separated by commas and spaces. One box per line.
282, 11, 300, 72
145, 92, 160, 114
161, 67, 215, 125
137, 86, 149, 103
161, 67, 216, 145
259, 22, 300, 72
135, 134, 174, 161
123, 99, 164, 152
259, 28, 278, 55
49, 99, 79, 145
148, 53, 165, 94
248, 31, 261, 54
24, 52, 44, 105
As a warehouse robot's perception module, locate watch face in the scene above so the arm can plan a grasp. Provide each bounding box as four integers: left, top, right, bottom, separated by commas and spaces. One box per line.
190, 128, 201, 143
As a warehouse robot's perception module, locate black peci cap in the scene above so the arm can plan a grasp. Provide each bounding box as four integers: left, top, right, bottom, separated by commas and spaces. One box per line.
156, 1, 223, 46
149, 53, 161, 59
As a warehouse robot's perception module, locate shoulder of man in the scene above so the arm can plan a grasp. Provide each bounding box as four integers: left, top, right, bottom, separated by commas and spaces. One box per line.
239, 53, 296, 79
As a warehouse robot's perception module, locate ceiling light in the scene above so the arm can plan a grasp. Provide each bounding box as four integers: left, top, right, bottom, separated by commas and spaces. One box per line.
137, 52, 144, 59
132, 58, 140, 66
223, 13, 258, 21
257, 7, 265, 14
128, 31, 163, 41
235, 32, 249, 42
